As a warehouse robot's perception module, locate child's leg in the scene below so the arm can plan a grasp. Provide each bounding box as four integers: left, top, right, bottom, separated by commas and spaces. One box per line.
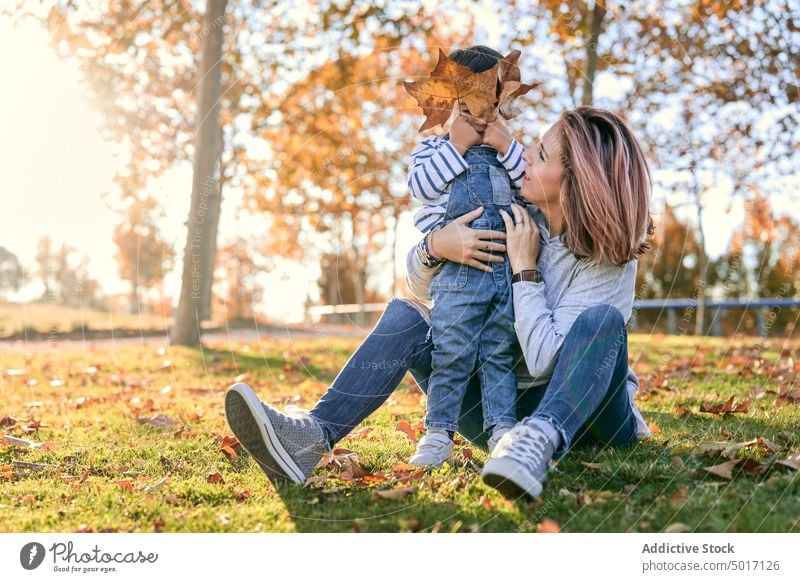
476, 269, 520, 434
409, 264, 493, 466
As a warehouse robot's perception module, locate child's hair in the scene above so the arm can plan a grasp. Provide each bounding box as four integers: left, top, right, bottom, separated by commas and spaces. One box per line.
448, 45, 504, 74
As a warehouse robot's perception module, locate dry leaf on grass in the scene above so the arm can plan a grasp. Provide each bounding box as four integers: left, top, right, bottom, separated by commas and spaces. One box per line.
206, 472, 224, 484
219, 435, 242, 461
395, 421, 419, 443
699, 395, 750, 414
536, 518, 560, 533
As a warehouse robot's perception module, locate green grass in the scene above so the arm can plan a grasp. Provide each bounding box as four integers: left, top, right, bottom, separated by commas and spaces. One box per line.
1, 333, 799, 532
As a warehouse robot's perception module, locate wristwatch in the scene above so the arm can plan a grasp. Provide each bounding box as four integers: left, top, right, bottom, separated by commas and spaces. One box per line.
417, 232, 445, 268
511, 269, 543, 284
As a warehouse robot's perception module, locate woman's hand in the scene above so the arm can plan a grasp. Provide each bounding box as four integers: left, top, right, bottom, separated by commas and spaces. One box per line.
499, 204, 541, 274
428, 207, 507, 273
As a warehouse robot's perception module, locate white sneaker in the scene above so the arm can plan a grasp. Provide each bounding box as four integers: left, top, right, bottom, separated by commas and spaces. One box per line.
487, 424, 514, 453
408, 430, 453, 468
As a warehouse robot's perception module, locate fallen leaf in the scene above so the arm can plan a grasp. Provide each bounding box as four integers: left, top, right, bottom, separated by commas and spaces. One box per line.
219, 435, 242, 461
304, 475, 330, 486
775, 453, 800, 471
0, 415, 17, 427
775, 385, 800, 406
371, 486, 417, 500
395, 421, 419, 443
391, 463, 418, 473
349, 426, 373, 440
115, 479, 134, 492
536, 518, 560, 533
580, 461, 605, 471
478, 495, 494, 510
153, 517, 166, 533
1, 435, 43, 448
206, 472, 225, 484
669, 484, 689, 506
664, 522, 691, 533
648, 421, 662, 434
700, 395, 750, 414
143, 476, 168, 493
703, 459, 744, 479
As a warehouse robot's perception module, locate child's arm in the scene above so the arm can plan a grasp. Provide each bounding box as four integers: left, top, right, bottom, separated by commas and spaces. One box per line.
407, 135, 468, 205
483, 119, 526, 190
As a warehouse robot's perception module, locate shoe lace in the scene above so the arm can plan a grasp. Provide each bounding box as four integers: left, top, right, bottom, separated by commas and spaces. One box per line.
499, 425, 549, 473
284, 405, 315, 428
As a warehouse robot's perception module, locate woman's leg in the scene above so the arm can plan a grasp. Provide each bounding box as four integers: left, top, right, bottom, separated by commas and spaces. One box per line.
521, 303, 638, 460
482, 304, 637, 500
309, 297, 437, 447
225, 297, 439, 485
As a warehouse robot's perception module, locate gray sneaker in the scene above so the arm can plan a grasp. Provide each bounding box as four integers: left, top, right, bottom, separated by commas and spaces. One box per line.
224, 382, 328, 485
481, 420, 556, 500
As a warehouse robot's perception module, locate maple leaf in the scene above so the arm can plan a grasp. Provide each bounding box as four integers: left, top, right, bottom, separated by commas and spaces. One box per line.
496, 49, 540, 120
404, 49, 539, 132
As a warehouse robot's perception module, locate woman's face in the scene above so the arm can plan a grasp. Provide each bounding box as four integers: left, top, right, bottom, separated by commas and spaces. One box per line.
520, 122, 564, 208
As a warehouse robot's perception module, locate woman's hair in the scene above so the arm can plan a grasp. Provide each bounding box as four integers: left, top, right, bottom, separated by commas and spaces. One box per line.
448, 45, 504, 73
557, 106, 655, 267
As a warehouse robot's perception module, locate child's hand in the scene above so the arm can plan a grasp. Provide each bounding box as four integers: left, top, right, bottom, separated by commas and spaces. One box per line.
482, 119, 513, 157
449, 114, 482, 156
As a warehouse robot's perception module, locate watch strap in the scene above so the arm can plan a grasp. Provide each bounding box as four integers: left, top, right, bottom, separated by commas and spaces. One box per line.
512, 269, 543, 284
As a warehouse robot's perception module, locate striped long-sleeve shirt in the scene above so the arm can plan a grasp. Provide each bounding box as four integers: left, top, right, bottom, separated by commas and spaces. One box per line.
408, 136, 527, 233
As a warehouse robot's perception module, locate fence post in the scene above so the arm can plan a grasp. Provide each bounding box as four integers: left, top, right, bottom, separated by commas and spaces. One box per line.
667, 308, 677, 334
711, 307, 722, 337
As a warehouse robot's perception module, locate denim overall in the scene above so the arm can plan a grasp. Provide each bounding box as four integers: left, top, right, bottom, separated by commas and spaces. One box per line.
425, 144, 521, 432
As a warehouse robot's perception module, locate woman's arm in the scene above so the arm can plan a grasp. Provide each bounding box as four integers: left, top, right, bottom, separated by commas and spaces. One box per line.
405, 207, 509, 300
500, 204, 637, 379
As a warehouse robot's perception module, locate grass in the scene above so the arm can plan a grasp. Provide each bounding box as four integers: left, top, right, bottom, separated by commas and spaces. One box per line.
1, 332, 799, 533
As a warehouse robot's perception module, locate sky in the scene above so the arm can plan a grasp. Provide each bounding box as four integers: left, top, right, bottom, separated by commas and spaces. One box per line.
0, 13, 794, 323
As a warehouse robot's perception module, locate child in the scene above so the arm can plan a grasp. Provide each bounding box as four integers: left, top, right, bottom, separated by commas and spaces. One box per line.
406, 46, 530, 467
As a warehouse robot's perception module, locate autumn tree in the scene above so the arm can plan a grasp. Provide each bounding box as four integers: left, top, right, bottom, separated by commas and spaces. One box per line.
212, 238, 265, 321
0, 247, 24, 298
34, 237, 104, 309
113, 195, 175, 314
244, 3, 477, 319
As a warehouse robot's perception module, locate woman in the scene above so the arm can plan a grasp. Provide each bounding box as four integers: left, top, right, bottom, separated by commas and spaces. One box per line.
224, 106, 654, 501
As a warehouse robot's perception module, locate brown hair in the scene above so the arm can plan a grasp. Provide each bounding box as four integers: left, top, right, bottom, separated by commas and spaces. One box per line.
557, 106, 655, 267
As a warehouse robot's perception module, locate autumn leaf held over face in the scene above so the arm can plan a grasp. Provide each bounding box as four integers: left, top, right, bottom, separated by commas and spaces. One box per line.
404, 48, 540, 132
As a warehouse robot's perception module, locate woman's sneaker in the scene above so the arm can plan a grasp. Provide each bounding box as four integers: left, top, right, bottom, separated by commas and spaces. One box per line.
224, 382, 329, 485
408, 430, 454, 468
487, 423, 514, 453
481, 420, 556, 500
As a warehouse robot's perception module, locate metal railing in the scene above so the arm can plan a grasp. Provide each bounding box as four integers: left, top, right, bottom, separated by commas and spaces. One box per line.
309, 298, 800, 336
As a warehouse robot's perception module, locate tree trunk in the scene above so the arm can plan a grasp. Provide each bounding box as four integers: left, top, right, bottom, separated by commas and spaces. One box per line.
692, 161, 708, 336
581, 1, 606, 106
171, 0, 228, 346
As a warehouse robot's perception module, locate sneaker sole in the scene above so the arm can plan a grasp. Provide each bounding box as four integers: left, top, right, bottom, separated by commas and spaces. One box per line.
481, 457, 543, 501
224, 383, 305, 485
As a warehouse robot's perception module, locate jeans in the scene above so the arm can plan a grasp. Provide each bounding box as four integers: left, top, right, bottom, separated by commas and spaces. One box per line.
310, 297, 638, 461
426, 145, 519, 432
